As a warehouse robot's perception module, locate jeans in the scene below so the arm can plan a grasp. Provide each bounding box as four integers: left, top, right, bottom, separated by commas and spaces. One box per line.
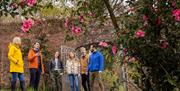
29, 68, 41, 90
12, 72, 25, 81
11, 72, 25, 91
81, 74, 91, 91
68, 74, 79, 91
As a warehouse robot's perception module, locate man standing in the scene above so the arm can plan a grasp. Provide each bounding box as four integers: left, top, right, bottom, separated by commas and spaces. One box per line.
80, 47, 91, 91
50, 51, 64, 91
88, 45, 105, 91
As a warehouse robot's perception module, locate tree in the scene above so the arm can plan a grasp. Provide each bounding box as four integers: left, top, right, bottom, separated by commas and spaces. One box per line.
118, 0, 180, 90
63, 0, 180, 90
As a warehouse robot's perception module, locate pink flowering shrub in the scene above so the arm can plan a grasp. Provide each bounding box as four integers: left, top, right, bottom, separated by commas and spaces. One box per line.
99, 42, 108, 47
112, 45, 117, 55
21, 18, 34, 32
172, 9, 180, 21
27, 0, 36, 7
135, 30, 145, 38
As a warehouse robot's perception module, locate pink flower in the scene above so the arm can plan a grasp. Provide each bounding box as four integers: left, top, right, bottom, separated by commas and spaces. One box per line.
64, 17, 69, 28
143, 15, 148, 21
27, 0, 36, 7
78, 14, 84, 23
128, 56, 136, 63
112, 45, 118, 55
128, 8, 135, 12
135, 30, 145, 38
89, 12, 95, 17
65, 23, 68, 28
98, 42, 108, 47
71, 26, 81, 34
172, 9, 180, 21
21, 18, 34, 32
162, 41, 169, 49
20, 0, 25, 8
172, 2, 176, 7
10, 3, 18, 9
123, 48, 128, 55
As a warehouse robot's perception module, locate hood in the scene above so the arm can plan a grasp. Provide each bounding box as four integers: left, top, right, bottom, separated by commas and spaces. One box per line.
8, 43, 13, 49
8, 43, 19, 49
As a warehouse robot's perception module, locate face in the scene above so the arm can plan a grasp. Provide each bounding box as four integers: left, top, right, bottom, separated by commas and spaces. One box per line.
80, 48, 86, 56
17, 41, 21, 46
55, 51, 59, 58
90, 45, 95, 52
34, 42, 40, 49
69, 52, 75, 59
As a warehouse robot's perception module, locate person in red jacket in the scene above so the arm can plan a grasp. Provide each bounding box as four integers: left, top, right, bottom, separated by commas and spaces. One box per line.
28, 42, 44, 90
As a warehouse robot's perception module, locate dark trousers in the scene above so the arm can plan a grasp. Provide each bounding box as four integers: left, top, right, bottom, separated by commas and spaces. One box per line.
81, 74, 91, 91
29, 68, 41, 91
50, 70, 62, 91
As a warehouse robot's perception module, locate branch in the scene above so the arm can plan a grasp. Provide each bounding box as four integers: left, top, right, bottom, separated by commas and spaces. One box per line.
103, 0, 120, 37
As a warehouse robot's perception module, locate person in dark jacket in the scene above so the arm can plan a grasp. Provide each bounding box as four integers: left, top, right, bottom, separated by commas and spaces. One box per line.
88, 45, 104, 91
50, 51, 63, 91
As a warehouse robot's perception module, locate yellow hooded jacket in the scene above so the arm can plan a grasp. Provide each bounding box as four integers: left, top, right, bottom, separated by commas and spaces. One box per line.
8, 43, 24, 73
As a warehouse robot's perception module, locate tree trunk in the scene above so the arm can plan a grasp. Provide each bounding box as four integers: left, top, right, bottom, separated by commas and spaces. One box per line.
103, 0, 120, 37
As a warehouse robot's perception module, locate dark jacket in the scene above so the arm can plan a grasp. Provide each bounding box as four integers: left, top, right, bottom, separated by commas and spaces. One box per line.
50, 58, 64, 71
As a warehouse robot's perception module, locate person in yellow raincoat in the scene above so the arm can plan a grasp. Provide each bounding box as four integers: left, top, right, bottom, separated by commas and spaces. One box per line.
8, 37, 25, 91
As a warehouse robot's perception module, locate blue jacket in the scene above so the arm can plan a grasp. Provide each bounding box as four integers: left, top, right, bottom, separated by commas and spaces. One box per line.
88, 51, 104, 72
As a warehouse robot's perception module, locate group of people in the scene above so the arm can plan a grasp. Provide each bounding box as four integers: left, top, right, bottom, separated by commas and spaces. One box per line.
8, 36, 105, 91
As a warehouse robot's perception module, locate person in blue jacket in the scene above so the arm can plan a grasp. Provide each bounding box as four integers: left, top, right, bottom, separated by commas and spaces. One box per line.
88, 44, 104, 91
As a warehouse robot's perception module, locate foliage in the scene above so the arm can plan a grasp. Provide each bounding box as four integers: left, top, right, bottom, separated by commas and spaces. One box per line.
1, 0, 180, 90
117, 0, 180, 90
102, 70, 124, 91
63, 0, 180, 90
0, 0, 43, 17
21, 38, 31, 57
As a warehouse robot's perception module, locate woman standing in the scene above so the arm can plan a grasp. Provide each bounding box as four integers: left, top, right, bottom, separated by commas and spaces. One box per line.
8, 37, 25, 91
66, 52, 80, 91
80, 47, 91, 91
28, 42, 44, 90
50, 51, 64, 91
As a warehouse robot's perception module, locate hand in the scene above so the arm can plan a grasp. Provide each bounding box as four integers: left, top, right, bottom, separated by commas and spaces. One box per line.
78, 74, 81, 77
16, 60, 19, 64
85, 72, 88, 75
35, 52, 41, 57
99, 71, 102, 73
60, 73, 63, 75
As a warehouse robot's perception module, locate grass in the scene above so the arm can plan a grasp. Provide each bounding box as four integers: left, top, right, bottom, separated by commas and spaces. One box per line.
1, 88, 34, 91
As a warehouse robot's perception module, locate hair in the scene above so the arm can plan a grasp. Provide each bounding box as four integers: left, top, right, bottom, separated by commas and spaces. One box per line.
90, 44, 97, 49
33, 41, 41, 48
80, 47, 86, 52
33, 41, 40, 45
55, 51, 60, 59
12, 37, 21, 45
68, 51, 76, 59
